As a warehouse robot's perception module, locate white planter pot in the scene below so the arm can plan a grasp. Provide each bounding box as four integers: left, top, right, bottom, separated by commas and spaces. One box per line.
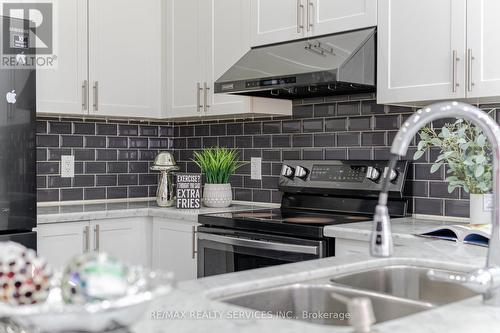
470, 193, 493, 225
203, 183, 232, 208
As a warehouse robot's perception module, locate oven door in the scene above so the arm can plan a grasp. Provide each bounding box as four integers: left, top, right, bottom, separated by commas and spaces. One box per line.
197, 228, 325, 278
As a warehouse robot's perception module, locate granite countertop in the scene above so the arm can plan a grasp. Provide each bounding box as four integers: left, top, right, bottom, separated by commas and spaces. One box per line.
37, 200, 278, 224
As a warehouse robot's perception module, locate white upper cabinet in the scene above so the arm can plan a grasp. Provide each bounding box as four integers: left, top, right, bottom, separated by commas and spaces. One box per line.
250, 0, 377, 47
309, 0, 377, 37
88, 0, 162, 118
251, 0, 306, 47
36, 0, 88, 115
466, 0, 500, 100
165, 0, 291, 119
165, 0, 203, 118
377, 0, 466, 105
378, 0, 500, 105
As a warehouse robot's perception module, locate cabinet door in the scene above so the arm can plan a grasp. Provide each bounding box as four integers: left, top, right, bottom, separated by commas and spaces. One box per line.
250, 0, 306, 47
202, 0, 251, 116
152, 219, 197, 281
93, 218, 150, 267
309, 0, 377, 36
36, 0, 88, 115
377, 0, 466, 105
88, 0, 161, 118
37, 222, 89, 269
165, 0, 203, 118
466, 0, 500, 99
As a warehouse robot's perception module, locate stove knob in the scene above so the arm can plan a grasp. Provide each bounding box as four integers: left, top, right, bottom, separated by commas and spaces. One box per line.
294, 166, 309, 180
366, 166, 381, 182
385, 167, 399, 182
281, 164, 295, 179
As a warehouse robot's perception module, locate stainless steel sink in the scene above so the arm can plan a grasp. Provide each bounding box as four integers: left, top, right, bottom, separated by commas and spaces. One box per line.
330, 265, 478, 305
218, 263, 479, 327
220, 283, 432, 326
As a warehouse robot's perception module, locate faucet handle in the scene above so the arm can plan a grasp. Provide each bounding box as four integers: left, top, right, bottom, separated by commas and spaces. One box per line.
427, 267, 500, 294
370, 205, 393, 257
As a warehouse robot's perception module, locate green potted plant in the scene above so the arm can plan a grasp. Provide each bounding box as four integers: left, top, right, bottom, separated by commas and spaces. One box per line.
193, 148, 247, 208
414, 118, 493, 224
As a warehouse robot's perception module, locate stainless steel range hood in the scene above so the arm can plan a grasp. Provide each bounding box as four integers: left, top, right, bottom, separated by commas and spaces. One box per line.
215, 28, 376, 99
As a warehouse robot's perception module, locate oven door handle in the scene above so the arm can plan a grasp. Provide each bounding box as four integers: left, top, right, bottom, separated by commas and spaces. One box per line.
197, 233, 319, 255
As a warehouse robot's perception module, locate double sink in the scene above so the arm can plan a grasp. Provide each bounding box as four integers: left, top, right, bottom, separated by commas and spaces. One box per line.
218, 264, 478, 327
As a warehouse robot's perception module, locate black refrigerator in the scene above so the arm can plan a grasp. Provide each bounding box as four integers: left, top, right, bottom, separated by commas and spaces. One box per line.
0, 16, 37, 250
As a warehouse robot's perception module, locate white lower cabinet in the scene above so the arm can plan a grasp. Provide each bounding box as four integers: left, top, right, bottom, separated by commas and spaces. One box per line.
37, 221, 90, 269
152, 218, 198, 282
37, 217, 151, 269
93, 218, 151, 267
37, 216, 198, 281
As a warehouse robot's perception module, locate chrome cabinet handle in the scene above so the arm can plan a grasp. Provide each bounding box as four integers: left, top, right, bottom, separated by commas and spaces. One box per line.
93, 81, 99, 112
297, 0, 304, 33
467, 48, 474, 92
307, 1, 314, 32
94, 224, 100, 251
82, 80, 88, 111
83, 225, 90, 252
196, 82, 203, 113
452, 50, 459, 93
203, 82, 210, 113
191, 226, 197, 259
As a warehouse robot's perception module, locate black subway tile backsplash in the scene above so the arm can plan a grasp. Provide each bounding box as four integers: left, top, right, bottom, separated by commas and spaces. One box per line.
61, 135, 83, 147
85, 136, 106, 148
36, 119, 173, 203
37, 135, 59, 147
96, 124, 117, 136
37, 95, 475, 217
337, 132, 360, 146
349, 116, 372, 130
282, 120, 301, 133
74, 122, 96, 135
337, 101, 360, 116
49, 122, 72, 134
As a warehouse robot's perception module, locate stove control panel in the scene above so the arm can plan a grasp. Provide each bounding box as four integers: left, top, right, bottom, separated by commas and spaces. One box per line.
310, 164, 367, 182
279, 160, 409, 195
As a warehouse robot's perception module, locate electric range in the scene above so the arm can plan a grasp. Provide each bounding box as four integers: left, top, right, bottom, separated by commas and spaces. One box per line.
197, 159, 409, 278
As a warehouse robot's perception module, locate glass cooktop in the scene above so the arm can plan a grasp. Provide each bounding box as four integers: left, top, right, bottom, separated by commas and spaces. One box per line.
201, 209, 371, 226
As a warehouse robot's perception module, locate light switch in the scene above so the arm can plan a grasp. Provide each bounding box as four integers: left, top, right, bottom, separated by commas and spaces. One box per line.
61, 155, 75, 178
250, 157, 262, 180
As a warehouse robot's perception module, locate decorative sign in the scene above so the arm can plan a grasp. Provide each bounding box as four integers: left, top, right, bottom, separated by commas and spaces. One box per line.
176, 173, 202, 209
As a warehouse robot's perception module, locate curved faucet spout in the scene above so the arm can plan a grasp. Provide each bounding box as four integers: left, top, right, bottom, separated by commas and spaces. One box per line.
371, 101, 500, 306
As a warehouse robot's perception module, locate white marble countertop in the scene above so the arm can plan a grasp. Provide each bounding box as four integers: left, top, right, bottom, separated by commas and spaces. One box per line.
323, 216, 464, 241
37, 202, 494, 332
127, 213, 490, 333
37, 200, 277, 224
132, 236, 490, 333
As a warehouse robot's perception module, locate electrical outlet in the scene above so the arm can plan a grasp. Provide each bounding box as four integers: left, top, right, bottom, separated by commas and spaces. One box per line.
61, 155, 75, 178
250, 157, 262, 180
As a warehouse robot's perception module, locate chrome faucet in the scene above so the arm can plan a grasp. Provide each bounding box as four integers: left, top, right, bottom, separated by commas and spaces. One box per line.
370, 101, 500, 306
